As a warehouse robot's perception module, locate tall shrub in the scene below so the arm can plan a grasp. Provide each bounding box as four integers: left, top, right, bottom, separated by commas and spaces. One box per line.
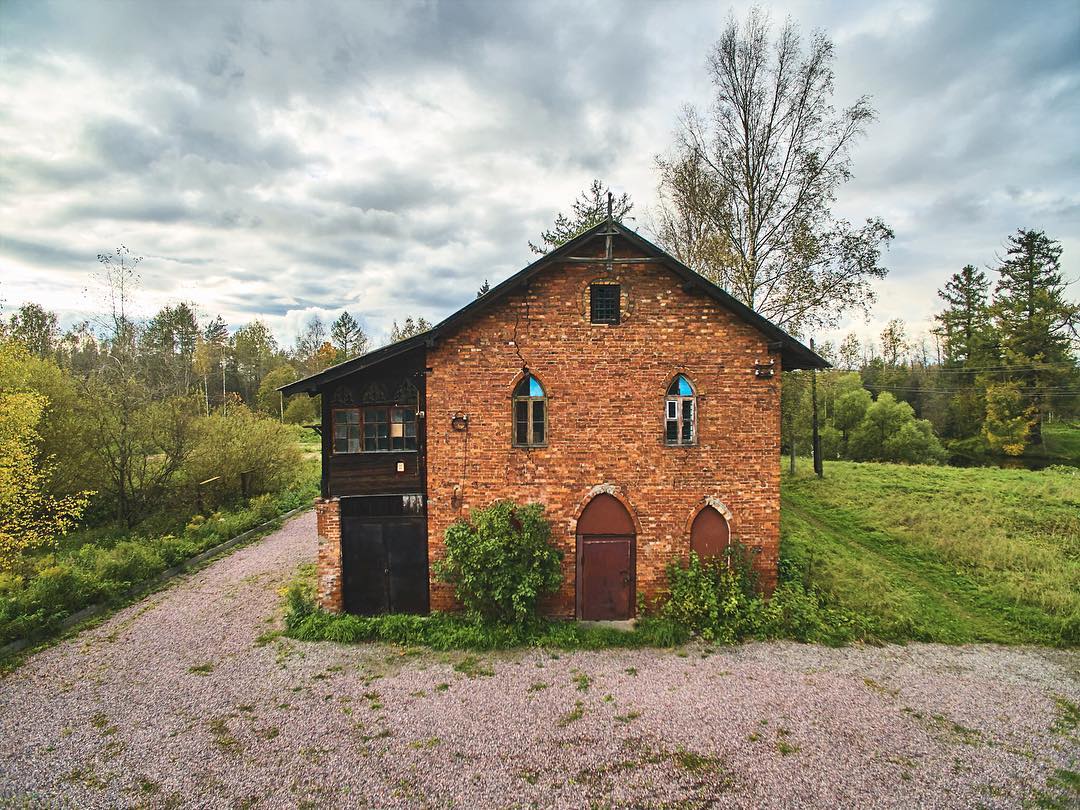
661, 552, 756, 643
435, 500, 562, 623
182, 405, 302, 502
0, 389, 90, 572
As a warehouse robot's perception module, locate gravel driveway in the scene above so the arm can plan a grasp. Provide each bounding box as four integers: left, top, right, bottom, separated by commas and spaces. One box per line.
1, 510, 1077, 809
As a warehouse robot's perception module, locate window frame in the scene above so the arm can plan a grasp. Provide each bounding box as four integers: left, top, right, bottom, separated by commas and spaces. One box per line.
665, 374, 697, 447
512, 373, 548, 448
331, 405, 418, 455
331, 407, 361, 455
589, 282, 621, 325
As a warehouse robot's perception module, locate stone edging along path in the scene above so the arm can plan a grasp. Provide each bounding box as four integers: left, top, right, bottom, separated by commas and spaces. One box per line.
0, 504, 312, 661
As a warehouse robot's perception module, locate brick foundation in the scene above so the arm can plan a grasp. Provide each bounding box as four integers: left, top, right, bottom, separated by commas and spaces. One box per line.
314, 498, 343, 612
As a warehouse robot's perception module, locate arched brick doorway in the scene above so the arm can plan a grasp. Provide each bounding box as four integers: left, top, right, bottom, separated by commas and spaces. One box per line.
576, 493, 635, 620
690, 505, 730, 558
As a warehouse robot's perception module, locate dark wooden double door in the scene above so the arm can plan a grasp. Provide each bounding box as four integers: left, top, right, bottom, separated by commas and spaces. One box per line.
341, 495, 429, 615
577, 494, 635, 620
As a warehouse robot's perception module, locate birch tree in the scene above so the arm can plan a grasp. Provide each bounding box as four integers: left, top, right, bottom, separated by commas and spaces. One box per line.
654, 9, 893, 332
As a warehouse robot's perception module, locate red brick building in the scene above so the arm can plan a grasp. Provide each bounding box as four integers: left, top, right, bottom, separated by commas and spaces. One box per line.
282, 220, 826, 620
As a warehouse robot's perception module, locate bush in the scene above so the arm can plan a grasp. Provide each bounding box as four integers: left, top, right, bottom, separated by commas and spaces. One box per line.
283, 395, 319, 425
435, 500, 563, 623
849, 392, 947, 464
182, 405, 302, 505
661, 551, 757, 643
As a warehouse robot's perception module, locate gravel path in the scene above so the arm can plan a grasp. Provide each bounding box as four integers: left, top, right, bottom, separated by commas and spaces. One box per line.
1, 510, 1077, 809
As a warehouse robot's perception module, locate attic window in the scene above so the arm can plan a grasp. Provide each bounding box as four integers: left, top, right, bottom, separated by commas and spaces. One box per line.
590, 283, 620, 324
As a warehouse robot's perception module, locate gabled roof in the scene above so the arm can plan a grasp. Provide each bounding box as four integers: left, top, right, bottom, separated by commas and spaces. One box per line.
280, 220, 828, 396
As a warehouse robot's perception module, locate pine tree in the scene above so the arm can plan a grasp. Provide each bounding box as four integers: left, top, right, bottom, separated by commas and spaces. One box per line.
934, 265, 994, 366
476, 280, 490, 298
992, 229, 1078, 445
931, 265, 997, 441
330, 311, 367, 360
198, 316, 229, 411
528, 180, 632, 255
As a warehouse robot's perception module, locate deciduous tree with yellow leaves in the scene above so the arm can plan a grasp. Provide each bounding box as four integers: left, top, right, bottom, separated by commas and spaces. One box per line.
0, 343, 91, 572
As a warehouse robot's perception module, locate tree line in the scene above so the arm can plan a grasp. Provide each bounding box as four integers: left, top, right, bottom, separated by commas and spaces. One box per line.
0, 247, 440, 558
2, 248, 438, 426
779, 229, 1078, 464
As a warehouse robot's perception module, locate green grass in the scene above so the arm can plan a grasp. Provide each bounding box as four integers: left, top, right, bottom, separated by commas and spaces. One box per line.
1035, 422, 1080, 464
286, 605, 690, 652
286, 423, 322, 453
782, 459, 1080, 645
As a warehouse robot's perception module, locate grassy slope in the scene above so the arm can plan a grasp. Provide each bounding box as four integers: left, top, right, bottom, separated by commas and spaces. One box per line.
1035, 422, 1080, 464
781, 460, 1080, 646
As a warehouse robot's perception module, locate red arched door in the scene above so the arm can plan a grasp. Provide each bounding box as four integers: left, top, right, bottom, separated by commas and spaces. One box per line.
576, 493, 635, 620
690, 506, 730, 558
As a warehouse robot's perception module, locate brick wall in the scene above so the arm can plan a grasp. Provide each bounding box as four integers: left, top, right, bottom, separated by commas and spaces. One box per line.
314, 498, 343, 612
425, 245, 782, 618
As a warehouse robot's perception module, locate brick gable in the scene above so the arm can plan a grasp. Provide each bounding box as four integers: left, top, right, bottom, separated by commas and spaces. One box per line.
425, 249, 782, 617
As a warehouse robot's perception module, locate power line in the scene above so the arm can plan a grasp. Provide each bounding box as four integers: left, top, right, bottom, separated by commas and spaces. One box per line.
916, 365, 1077, 374
863, 384, 1080, 397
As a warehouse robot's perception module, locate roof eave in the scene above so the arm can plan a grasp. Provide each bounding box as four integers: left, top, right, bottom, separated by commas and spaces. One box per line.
610, 225, 829, 370
277, 335, 429, 396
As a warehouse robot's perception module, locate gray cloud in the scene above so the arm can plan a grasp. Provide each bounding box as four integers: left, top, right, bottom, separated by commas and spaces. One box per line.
0, 0, 1076, 350
0, 235, 88, 268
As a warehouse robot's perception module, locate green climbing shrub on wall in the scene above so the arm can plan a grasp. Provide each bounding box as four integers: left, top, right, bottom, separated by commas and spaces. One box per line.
435, 500, 563, 623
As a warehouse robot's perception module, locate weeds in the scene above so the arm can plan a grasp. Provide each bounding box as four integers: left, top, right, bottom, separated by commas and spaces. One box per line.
207, 717, 242, 755
1051, 696, 1079, 735
557, 700, 585, 727
453, 656, 494, 678
674, 747, 723, 773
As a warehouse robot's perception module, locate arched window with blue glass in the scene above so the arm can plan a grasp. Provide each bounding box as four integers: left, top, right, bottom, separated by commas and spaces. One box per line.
513, 372, 547, 447
665, 374, 696, 446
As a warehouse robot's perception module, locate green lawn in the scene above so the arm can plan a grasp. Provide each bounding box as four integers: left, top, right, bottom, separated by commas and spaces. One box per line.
781, 459, 1080, 646
1035, 422, 1080, 465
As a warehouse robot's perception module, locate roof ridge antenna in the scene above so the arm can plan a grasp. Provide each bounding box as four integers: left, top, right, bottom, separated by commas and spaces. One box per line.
605, 191, 614, 273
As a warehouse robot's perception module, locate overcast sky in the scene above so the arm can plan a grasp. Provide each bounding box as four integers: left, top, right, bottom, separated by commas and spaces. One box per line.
1, 0, 1077, 352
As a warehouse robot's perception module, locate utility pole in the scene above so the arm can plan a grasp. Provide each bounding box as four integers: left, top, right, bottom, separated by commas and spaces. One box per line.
811, 338, 823, 478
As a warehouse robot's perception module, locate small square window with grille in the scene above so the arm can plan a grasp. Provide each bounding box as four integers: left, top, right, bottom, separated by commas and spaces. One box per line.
590, 283, 620, 324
